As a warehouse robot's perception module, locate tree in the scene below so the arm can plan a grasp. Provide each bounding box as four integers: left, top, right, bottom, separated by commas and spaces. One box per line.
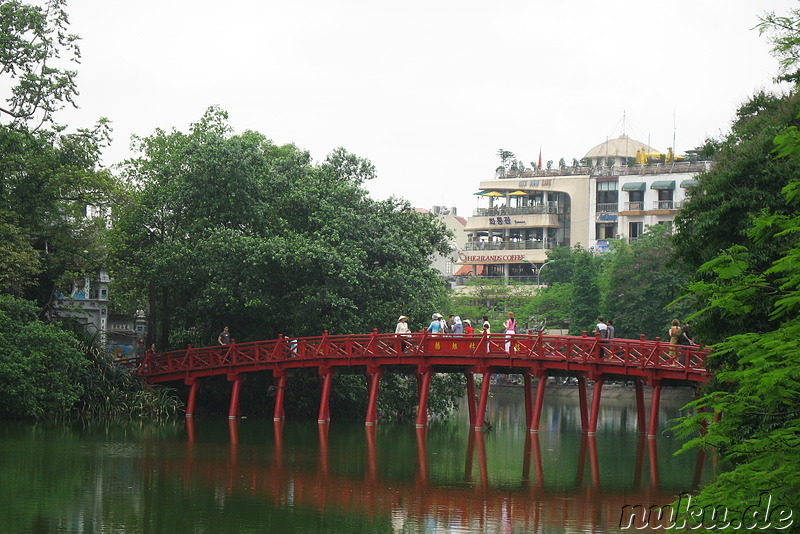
110, 107, 452, 348
668, 9, 800, 527
0, 294, 85, 418
673, 91, 800, 342
0, 0, 81, 130
600, 227, 694, 340
569, 247, 600, 334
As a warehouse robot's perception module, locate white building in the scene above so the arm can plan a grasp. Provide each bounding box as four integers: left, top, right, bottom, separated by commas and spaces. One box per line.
456, 136, 710, 284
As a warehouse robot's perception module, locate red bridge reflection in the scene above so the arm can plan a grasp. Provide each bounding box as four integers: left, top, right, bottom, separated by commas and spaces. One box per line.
153, 419, 711, 533
126, 331, 711, 437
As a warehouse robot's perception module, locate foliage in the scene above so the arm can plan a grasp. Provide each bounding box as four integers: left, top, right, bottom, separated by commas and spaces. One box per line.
568, 246, 600, 334
0, 123, 117, 306
109, 107, 452, 349
757, 7, 800, 84
0, 211, 41, 295
519, 282, 573, 331
450, 278, 535, 328
601, 227, 694, 340
673, 90, 800, 342
0, 0, 80, 129
670, 55, 800, 530
0, 294, 85, 418
76, 343, 182, 418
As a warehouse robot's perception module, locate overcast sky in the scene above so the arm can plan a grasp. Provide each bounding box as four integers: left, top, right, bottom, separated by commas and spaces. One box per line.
59, 0, 794, 216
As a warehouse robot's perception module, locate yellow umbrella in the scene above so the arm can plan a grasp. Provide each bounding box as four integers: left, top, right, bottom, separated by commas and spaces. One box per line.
508, 190, 528, 196
482, 191, 504, 197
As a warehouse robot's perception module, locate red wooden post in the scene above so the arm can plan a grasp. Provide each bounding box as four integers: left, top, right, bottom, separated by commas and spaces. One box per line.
577, 375, 589, 431
464, 372, 477, 428
530, 372, 548, 433
474, 370, 492, 431
415, 366, 433, 428
523, 372, 533, 430
366, 425, 378, 484
647, 381, 663, 438
648, 436, 660, 490
317, 422, 330, 477
185, 379, 199, 417
273, 372, 287, 421
635, 379, 646, 434
318, 368, 333, 424
415, 426, 429, 486
228, 373, 243, 419
365, 365, 382, 426
587, 376, 605, 434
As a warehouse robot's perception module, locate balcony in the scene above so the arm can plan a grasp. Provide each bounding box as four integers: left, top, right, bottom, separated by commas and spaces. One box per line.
624, 202, 645, 211
464, 240, 555, 251
472, 203, 558, 217
596, 203, 618, 213
653, 200, 677, 210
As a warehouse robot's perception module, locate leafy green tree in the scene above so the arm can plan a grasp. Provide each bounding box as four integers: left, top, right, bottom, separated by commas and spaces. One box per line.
110, 107, 452, 347
0, 294, 85, 418
673, 91, 800, 342
569, 247, 600, 334
0, 0, 80, 129
601, 228, 694, 340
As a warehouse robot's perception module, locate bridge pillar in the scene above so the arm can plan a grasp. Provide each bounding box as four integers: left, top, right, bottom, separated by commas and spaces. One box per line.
587, 376, 605, 434
577, 375, 589, 432
185, 379, 200, 417
273, 372, 287, 422
647, 380, 663, 438
530, 371, 548, 433
523, 372, 533, 430
365, 365, 383, 426
415, 366, 433, 428
464, 372, 477, 428
318, 367, 333, 424
635, 379, 647, 434
228, 373, 244, 419
474, 370, 492, 431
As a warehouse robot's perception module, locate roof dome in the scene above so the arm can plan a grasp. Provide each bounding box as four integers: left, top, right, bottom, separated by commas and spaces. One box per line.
583, 135, 661, 160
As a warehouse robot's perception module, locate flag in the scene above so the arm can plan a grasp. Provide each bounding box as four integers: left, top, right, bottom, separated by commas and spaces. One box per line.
537, 147, 542, 169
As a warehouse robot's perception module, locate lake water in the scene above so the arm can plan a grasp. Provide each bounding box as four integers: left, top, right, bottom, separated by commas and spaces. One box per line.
0, 384, 716, 533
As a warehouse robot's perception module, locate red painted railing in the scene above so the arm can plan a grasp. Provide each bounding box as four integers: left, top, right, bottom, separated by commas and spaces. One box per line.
123, 331, 711, 385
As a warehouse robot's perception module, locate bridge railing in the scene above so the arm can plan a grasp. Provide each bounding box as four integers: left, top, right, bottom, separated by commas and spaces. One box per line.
124, 332, 711, 381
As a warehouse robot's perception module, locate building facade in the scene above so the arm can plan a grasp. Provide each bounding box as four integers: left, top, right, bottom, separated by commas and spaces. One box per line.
457, 136, 710, 284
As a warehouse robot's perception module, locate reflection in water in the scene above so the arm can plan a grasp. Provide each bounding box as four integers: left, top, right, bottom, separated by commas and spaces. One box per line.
174, 391, 711, 533
1, 389, 716, 534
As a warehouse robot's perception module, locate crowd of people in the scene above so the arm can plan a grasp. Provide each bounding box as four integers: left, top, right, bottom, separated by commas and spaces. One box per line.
395, 312, 520, 337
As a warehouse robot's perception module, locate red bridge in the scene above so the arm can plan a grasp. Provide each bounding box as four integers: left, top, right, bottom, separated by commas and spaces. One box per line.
128, 331, 711, 437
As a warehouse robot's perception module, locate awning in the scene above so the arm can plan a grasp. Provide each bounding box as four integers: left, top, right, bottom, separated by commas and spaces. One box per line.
621, 182, 646, 191
651, 180, 676, 190
680, 179, 698, 188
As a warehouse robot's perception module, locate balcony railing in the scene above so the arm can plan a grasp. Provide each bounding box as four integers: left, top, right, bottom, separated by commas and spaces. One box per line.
464, 240, 555, 251
653, 200, 676, 210
472, 203, 559, 217
624, 202, 644, 211
596, 203, 618, 213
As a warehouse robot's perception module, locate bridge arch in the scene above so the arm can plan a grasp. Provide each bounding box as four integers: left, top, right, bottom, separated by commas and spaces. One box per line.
124, 330, 710, 438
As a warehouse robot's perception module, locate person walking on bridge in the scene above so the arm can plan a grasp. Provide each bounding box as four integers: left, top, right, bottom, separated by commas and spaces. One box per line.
218, 326, 231, 345
395, 315, 412, 352
427, 313, 443, 333
504, 312, 516, 351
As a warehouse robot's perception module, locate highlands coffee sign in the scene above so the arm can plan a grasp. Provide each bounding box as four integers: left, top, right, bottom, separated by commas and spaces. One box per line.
459, 252, 526, 263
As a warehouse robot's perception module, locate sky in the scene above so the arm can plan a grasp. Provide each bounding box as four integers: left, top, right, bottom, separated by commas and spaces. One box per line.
57, 0, 795, 216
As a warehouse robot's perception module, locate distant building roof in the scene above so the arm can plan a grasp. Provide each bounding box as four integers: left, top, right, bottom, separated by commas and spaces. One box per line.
583, 135, 661, 160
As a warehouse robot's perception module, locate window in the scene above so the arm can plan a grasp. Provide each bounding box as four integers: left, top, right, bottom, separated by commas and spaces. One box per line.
629, 222, 643, 241
596, 181, 618, 212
